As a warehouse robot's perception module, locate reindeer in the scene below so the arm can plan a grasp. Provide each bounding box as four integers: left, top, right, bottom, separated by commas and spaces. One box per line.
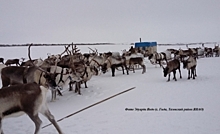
50, 65, 83, 96
83, 48, 106, 71
0, 82, 63, 134
182, 56, 197, 79
1, 65, 59, 93
122, 51, 146, 74
204, 47, 213, 57
68, 60, 99, 95
129, 57, 146, 74
101, 53, 129, 77
4, 59, 20, 66
69, 65, 98, 95
162, 59, 182, 82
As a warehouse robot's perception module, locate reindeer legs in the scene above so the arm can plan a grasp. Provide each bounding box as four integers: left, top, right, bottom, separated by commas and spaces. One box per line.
75, 82, 81, 95
188, 70, 191, 79
27, 113, 42, 134
111, 65, 116, 77
40, 106, 63, 134
167, 74, 170, 82
191, 67, 196, 79
84, 81, 88, 88
194, 68, 197, 77
121, 65, 125, 74
42, 110, 63, 134
192, 68, 195, 79
178, 68, 182, 79
141, 64, 146, 74
0, 117, 3, 134
129, 64, 135, 73
173, 70, 177, 81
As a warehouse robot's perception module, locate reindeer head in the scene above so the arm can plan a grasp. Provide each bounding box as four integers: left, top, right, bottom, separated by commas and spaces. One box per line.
182, 60, 189, 69
43, 73, 58, 88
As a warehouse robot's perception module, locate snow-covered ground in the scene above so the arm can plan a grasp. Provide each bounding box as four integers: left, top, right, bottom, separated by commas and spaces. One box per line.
0, 43, 220, 134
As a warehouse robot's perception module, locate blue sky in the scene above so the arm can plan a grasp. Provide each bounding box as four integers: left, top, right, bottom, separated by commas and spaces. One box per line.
1, 0, 220, 44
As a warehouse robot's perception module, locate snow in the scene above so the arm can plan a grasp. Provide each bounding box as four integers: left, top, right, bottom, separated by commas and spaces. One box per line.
0, 44, 220, 134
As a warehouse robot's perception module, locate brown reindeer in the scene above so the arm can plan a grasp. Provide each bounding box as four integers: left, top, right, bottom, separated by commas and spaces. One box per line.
101, 53, 129, 77
0, 83, 63, 134
122, 52, 146, 74
1, 66, 57, 87
128, 57, 146, 74
162, 59, 182, 82
5, 59, 20, 66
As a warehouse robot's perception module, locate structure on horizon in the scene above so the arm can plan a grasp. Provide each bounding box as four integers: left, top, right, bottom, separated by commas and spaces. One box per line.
134, 40, 157, 53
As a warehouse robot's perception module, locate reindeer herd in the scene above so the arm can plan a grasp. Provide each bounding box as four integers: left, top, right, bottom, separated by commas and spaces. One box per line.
0, 43, 219, 134
0, 43, 147, 134
147, 44, 219, 81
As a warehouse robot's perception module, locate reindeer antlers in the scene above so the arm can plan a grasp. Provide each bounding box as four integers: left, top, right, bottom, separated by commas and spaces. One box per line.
28, 44, 52, 74
28, 44, 34, 66
88, 47, 98, 55
61, 43, 81, 56
71, 43, 80, 54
